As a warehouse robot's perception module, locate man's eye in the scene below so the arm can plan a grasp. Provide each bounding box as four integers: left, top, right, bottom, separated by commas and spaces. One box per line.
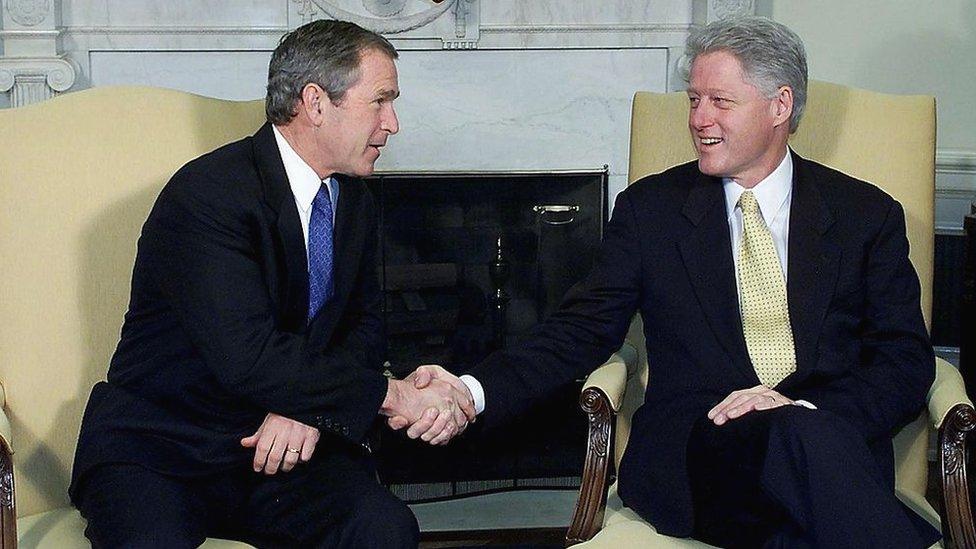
688, 97, 700, 107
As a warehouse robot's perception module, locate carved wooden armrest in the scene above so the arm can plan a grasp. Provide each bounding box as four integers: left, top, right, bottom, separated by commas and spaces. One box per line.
930, 358, 976, 549
565, 344, 638, 546
0, 383, 16, 549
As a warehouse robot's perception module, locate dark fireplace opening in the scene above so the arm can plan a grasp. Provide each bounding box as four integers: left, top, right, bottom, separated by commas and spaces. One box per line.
365, 170, 609, 501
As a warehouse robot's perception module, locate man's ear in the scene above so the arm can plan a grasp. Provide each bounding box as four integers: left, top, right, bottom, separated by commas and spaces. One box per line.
300, 83, 327, 125
773, 85, 794, 127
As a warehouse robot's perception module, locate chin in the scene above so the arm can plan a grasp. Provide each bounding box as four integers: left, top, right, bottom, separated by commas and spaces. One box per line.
697, 158, 724, 177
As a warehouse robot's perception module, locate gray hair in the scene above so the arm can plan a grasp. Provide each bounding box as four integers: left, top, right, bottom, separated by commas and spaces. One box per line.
266, 19, 398, 125
682, 16, 808, 133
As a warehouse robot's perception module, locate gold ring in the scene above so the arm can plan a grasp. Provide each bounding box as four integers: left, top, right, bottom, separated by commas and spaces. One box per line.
287, 448, 301, 454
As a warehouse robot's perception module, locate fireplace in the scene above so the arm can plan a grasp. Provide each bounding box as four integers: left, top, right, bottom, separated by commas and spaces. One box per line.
366, 169, 609, 501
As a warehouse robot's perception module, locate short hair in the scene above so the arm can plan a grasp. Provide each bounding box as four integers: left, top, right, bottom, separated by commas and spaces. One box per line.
266, 19, 398, 125
682, 16, 808, 133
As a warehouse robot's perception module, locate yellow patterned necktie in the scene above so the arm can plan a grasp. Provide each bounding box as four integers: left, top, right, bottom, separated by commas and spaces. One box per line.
737, 191, 796, 387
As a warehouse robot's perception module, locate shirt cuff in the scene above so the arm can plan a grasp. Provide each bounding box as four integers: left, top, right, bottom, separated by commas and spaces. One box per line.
459, 374, 486, 415
793, 399, 817, 410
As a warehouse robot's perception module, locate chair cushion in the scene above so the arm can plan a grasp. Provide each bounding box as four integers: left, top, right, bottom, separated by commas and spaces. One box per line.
16, 507, 254, 548
581, 482, 943, 548
575, 482, 714, 547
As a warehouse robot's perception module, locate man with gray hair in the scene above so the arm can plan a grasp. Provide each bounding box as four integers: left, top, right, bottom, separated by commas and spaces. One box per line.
69, 19, 474, 548
417, 16, 940, 547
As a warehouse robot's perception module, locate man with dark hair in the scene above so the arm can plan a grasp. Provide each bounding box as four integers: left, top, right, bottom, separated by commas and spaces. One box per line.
70, 19, 473, 548
413, 16, 941, 547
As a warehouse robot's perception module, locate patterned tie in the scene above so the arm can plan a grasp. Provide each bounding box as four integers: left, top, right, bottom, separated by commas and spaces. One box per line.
737, 191, 796, 387
307, 182, 334, 323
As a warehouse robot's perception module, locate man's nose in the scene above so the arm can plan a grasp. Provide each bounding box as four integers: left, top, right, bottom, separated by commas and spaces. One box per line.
689, 104, 714, 130
383, 104, 399, 135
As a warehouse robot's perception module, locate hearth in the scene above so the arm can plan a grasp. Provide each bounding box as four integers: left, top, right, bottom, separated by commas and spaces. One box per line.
365, 169, 609, 501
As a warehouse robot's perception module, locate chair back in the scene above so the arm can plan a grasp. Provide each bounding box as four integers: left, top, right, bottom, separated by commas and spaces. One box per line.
0, 87, 265, 517
618, 81, 937, 499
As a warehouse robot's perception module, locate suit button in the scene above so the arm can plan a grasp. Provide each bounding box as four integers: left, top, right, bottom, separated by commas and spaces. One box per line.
341, 426, 349, 436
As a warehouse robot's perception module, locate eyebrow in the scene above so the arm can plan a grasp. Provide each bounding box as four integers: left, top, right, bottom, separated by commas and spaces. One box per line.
378, 89, 400, 100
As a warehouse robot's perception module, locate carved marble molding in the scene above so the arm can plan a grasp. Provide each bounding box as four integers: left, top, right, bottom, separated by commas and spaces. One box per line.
311, 0, 454, 33
693, 0, 756, 24
938, 149, 976, 176
4, 0, 52, 27
0, 56, 76, 107
935, 149, 976, 202
710, 0, 755, 20
293, 0, 479, 48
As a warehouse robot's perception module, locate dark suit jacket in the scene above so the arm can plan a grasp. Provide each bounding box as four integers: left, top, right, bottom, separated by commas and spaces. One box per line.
70, 124, 388, 497
470, 152, 934, 536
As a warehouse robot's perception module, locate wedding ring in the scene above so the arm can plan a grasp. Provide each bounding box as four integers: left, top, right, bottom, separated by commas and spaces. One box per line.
287, 448, 301, 454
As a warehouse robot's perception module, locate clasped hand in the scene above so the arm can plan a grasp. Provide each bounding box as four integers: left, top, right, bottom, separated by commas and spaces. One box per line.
381, 365, 475, 446
241, 366, 474, 476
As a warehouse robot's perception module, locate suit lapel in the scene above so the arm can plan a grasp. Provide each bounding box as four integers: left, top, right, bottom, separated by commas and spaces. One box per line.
324, 174, 364, 318
678, 172, 756, 384
253, 124, 309, 332
305, 174, 367, 344
785, 152, 839, 375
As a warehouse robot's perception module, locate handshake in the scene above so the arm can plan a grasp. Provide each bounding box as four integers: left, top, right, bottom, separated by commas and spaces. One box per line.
242, 365, 474, 476
380, 365, 476, 446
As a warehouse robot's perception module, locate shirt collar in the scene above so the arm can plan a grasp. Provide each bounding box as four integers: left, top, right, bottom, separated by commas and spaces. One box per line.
272, 125, 327, 214
723, 149, 793, 222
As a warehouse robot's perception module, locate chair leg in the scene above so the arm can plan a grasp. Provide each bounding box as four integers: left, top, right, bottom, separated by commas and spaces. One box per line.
939, 402, 976, 549
0, 438, 16, 549
565, 387, 615, 547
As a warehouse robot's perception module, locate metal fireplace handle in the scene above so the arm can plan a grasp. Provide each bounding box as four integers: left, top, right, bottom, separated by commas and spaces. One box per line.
533, 204, 580, 225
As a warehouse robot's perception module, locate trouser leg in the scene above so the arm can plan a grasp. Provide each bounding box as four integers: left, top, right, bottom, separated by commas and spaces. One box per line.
76, 464, 208, 549
243, 438, 419, 549
687, 406, 937, 548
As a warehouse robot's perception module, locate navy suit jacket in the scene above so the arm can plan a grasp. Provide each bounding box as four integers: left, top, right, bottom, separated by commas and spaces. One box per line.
470, 152, 934, 536
71, 124, 388, 497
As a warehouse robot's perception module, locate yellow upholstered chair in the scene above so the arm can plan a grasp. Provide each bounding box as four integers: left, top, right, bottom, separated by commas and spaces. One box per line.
0, 87, 267, 547
566, 81, 976, 548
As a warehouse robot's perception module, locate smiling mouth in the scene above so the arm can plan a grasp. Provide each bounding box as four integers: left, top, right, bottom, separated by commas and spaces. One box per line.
699, 137, 723, 145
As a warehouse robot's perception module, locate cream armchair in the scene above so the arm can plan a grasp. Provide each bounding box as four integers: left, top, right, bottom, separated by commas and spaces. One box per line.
566, 82, 976, 548
0, 87, 267, 547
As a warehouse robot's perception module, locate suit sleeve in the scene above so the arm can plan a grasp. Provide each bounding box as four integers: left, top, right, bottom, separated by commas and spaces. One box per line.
470, 189, 644, 430
143, 170, 387, 443
787, 200, 935, 442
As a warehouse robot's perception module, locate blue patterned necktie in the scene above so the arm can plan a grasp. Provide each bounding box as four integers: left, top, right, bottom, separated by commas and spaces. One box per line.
307, 181, 334, 323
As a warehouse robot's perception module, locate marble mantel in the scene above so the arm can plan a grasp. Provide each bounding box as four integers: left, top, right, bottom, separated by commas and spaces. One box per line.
1, 1, 759, 199
0, 0, 757, 199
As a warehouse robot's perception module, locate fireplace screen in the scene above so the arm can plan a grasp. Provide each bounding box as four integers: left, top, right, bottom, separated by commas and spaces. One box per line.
366, 169, 608, 500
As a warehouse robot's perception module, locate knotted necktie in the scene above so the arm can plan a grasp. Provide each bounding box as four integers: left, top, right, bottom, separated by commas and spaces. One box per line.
737, 190, 796, 387
307, 182, 334, 323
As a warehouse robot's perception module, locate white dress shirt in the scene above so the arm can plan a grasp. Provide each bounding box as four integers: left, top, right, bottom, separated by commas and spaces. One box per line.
272, 125, 337, 258
724, 150, 793, 289
723, 150, 814, 408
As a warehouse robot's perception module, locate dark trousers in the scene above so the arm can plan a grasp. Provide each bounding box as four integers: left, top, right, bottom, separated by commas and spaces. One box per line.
686, 406, 940, 548
75, 442, 418, 549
